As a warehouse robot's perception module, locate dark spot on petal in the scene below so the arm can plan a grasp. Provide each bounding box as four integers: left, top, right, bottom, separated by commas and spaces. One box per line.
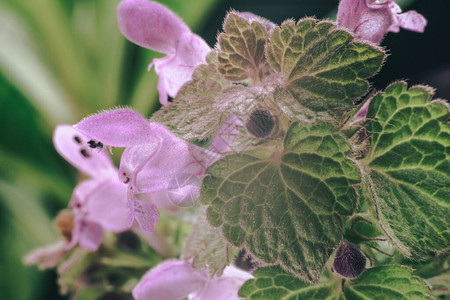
80, 149, 91, 158
73, 136, 82, 144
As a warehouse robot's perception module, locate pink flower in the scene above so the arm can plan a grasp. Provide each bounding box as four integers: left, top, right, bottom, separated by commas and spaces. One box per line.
75, 108, 215, 233
117, 0, 211, 106
132, 260, 253, 300
23, 240, 68, 270
337, 0, 427, 44
53, 125, 129, 251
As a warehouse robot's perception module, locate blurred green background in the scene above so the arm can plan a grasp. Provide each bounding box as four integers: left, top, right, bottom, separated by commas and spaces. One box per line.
0, 0, 448, 299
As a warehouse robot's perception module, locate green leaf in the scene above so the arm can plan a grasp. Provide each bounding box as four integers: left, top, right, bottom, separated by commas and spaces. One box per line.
151, 52, 230, 140
239, 266, 335, 299
267, 18, 384, 121
218, 12, 272, 82
239, 265, 432, 300
201, 122, 360, 282
362, 82, 450, 258
183, 208, 232, 276
342, 265, 432, 299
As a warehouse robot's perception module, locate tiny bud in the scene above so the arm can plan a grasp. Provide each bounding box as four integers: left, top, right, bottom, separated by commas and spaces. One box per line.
333, 242, 366, 279
245, 108, 275, 138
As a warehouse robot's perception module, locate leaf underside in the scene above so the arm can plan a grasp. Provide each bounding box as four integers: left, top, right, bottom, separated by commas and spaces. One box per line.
182, 208, 231, 276
267, 18, 385, 121
201, 122, 360, 282
150, 52, 229, 141
218, 13, 272, 82
362, 82, 450, 258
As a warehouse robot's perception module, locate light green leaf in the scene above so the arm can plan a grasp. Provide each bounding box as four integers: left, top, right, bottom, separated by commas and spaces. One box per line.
182, 208, 232, 276
267, 18, 384, 121
150, 52, 229, 140
342, 265, 432, 299
362, 82, 450, 258
239, 266, 335, 299
201, 122, 360, 282
239, 265, 432, 300
218, 12, 272, 82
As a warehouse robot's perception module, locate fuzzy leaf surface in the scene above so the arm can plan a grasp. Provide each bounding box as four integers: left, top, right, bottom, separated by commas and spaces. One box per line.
239, 266, 432, 299
341, 265, 432, 299
239, 266, 335, 299
151, 52, 229, 140
201, 122, 360, 282
362, 82, 450, 258
183, 208, 231, 276
218, 13, 272, 82
267, 18, 384, 120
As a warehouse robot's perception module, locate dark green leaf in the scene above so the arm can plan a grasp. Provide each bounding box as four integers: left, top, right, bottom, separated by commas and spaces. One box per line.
267, 18, 385, 121
201, 122, 360, 282
362, 82, 450, 258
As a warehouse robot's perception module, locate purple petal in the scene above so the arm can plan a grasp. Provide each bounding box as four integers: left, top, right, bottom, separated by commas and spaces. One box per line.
132, 260, 207, 300
119, 142, 159, 185
192, 266, 253, 300
85, 178, 129, 232
211, 116, 242, 154
337, 0, 392, 44
117, 0, 189, 54
337, 0, 426, 44
120, 123, 206, 194
152, 33, 210, 105
53, 125, 115, 178
130, 199, 159, 234
75, 108, 157, 147
23, 240, 68, 270
389, 10, 427, 33
68, 217, 104, 251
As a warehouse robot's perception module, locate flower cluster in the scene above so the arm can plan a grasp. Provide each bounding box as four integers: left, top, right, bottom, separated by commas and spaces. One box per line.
24, 0, 434, 299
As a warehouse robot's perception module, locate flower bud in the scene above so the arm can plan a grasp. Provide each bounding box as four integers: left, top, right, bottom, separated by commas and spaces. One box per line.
333, 242, 366, 279
245, 108, 275, 138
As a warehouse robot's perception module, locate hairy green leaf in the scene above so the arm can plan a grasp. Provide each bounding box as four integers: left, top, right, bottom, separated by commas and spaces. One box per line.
342, 265, 432, 299
362, 82, 450, 258
239, 266, 335, 299
183, 208, 232, 276
239, 265, 432, 300
201, 122, 360, 282
150, 52, 229, 140
218, 12, 272, 82
267, 18, 384, 120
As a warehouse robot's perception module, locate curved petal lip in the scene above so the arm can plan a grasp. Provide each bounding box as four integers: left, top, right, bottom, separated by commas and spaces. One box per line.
117, 0, 189, 53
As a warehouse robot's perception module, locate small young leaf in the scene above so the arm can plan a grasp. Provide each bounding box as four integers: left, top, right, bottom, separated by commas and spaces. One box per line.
362, 82, 450, 258
239, 266, 335, 299
183, 208, 231, 276
218, 12, 272, 82
267, 18, 385, 120
151, 52, 230, 141
201, 122, 360, 282
239, 265, 432, 300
